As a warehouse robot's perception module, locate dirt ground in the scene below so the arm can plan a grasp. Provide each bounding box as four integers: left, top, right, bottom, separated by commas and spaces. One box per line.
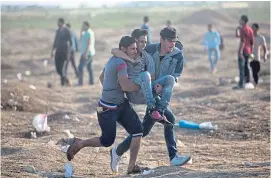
1, 9, 270, 178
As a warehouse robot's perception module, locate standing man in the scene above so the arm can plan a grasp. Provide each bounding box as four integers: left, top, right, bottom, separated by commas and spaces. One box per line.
250, 23, 268, 86
51, 18, 72, 86
66, 36, 145, 174
233, 15, 254, 89
66, 23, 79, 78
141, 16, 151, 44
203, 24, 221, 73
111, 27, 191, 170
78, 21, 95, 86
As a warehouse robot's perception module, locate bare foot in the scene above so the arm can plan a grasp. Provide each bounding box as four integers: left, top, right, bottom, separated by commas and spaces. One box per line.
66, 138, 82, 161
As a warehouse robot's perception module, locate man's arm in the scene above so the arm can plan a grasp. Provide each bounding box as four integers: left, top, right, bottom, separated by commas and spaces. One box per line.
235, 27, 241, 38
216, 32, 221, 46
116, 61, 140, 92
111, 48, 136, 63
262, 37, 268, 61
51, 30, 58, 59
99, 69, 105, 85
173, 52, 184, 83
118, 76, 141, 92
238, 29, 245, 59
83, 33, 90, 58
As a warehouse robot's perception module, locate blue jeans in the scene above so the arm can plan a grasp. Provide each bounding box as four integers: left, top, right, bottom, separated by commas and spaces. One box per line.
133, 72, 175, 111
238, 53, 250, 88
208, 47, 220, 70
78, 55, 94, 85
116, 106, 178, 160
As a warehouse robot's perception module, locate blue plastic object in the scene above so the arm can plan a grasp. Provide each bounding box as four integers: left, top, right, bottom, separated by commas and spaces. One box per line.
64, 162, 73, 178
178, 120, 200, 129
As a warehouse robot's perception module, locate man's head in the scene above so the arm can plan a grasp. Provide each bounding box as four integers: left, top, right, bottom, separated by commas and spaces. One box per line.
82, 21, 90, 31
143, 16, 149, 23
252, 23, 259, 34
57, 18, 65, 28
160, 27, 178, 53
208, 24, 212, 31
119, 36, 137, 59
239, 15, 248, 26
66, 23, 71, 29
166, 20, 172, 27
131, 29, 148, 52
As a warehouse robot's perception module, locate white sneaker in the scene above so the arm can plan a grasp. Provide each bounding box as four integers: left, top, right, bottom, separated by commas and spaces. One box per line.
170, 155, 191, 166
110, 147, 121, 173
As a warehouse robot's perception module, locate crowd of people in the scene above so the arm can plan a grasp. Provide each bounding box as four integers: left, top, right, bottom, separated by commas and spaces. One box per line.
51, 14, 268, 174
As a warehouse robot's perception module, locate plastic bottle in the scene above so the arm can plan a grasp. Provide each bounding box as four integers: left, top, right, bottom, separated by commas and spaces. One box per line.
64, 162, 73, 178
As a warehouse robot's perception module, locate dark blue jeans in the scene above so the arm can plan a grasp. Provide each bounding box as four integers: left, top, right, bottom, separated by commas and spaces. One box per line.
238, 53, 250, 88
78, 55, 94, 85
116, 107, 178, 160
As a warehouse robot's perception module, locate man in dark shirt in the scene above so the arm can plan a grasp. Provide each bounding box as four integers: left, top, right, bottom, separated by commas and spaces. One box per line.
233, 15, 254, 89
51, 18, 72, 86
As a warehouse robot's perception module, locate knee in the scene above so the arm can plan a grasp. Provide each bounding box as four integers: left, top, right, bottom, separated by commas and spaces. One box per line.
165, 75, 176, 85
100, 136, 115, 147
139, 71, 151, 81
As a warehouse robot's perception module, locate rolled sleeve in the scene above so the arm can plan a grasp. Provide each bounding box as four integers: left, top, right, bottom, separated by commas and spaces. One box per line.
117, 62, 128, 77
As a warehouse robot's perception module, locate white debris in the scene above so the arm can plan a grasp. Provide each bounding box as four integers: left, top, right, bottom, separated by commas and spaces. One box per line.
17, 73, 23, 81
245, 83, 255, 89
64, 115, 70, 120
73, 117, 80, 122
43, 59, 48, 67
32, 114, 50, 133
31, 132, 37, 139
142, 169, 154, 175
3, 79, 8, 84
233, 76, 240, 83
23, 95, 30, 102
61, 145, 70, 153
25, 70, 31, 76
10, 92, 14, 97
29, 85, 36, 90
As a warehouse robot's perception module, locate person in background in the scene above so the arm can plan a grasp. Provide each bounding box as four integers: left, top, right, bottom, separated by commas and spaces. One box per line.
166, 20, 172, 28
203, 24, 221, 74
51, 18, 72, 86
251, 23, 268, 86
66, 23, 79, 78
77, 21, 95, 86
233, 15, 254, 89
141, 16, 151, 44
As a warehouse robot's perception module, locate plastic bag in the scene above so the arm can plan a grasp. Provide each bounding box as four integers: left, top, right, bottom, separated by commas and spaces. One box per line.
32, 114, 50, 133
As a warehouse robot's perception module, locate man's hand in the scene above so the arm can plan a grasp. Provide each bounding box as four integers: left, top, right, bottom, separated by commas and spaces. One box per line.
263, 54, 268, 62
82, 53, 87, 60
239, 51, 245, 60
154, 83, 163, 94
50, 51, 54, 60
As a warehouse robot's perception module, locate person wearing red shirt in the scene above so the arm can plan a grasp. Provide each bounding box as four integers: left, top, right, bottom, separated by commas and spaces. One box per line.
233, 15, 254, 89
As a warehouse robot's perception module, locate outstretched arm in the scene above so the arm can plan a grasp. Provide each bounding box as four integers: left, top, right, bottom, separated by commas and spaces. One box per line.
111, 48, 138, 63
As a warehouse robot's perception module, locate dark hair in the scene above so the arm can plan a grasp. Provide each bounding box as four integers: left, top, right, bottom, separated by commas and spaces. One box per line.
241, 15, 248, 23
252, 23, 259, 29
143, 16, 149, 23
83, 21, 90, 27
66, 23, 71, 28
131, 29, 148, 39
58, 18, 64, 24
119, 36, 136, 49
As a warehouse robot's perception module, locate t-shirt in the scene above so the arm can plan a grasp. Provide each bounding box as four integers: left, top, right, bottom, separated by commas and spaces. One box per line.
81, 28, 95, 56
253, 34, 266, 61
240, 24, 254, 55
203, 30, 221, 49
53, 27, 72, 53
101, 57, 128, 104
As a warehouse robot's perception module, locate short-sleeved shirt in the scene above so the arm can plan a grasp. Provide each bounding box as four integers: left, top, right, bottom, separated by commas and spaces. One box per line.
240, 24, 254, 55
81, 28, 95, 56
101, 57, 128, 105
53, 27, 72, 53
253, 34, 266, 61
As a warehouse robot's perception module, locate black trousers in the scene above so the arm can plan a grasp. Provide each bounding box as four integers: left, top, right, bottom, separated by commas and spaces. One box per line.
55, 51, 69, 86
250, 60, 261, 85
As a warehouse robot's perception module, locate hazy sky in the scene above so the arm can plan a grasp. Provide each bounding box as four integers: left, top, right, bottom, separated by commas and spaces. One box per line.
1, 0, 144, 8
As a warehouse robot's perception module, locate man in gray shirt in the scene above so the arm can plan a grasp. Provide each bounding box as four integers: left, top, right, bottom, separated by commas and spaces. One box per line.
65, 36, 145, 174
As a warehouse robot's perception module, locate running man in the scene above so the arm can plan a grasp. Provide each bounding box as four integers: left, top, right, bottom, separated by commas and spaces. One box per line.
110, 27, 191, 172
203, 24, 221, 73
65, 36, 146, 174
51, 18, 72, 86
251, 23, 268, 86
111, 29, 175, 123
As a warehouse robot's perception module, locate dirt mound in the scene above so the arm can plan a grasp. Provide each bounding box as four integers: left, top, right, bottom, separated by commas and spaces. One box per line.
182, 9, 233, 25
1, 82, 58, 113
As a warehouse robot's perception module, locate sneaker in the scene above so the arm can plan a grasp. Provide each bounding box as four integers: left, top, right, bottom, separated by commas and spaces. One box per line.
232, 85, 243, 90
110, 147, 121, 173
170, 155, 191, 166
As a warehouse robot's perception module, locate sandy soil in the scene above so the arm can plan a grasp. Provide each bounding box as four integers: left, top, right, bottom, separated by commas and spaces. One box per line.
1, 9, 270, 178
